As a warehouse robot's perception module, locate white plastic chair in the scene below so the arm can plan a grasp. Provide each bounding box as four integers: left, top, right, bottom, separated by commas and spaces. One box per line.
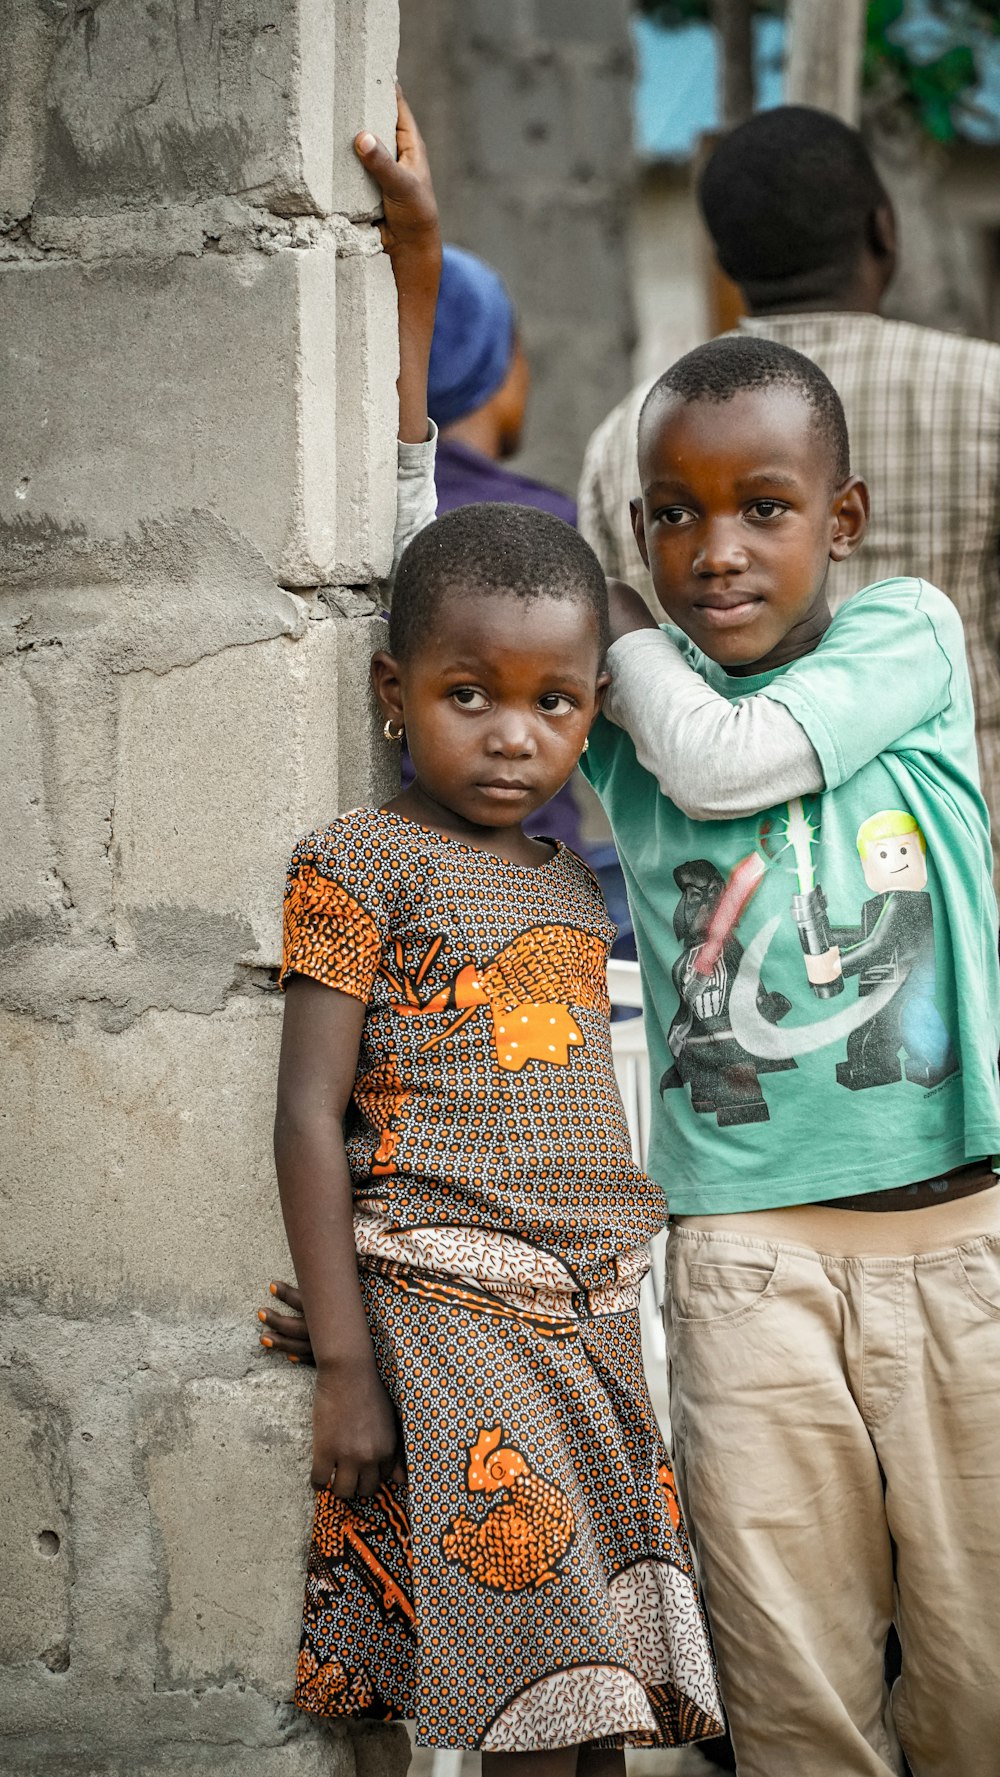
608, 960, 669, 1408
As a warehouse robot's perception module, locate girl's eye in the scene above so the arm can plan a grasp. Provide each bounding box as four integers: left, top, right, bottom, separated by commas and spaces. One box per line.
451, 687, 489, 710
749, 500, 784, 520
537, 693, 575, 715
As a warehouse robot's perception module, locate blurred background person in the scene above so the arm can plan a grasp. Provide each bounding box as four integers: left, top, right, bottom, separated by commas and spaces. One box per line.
428, 244, 576, 523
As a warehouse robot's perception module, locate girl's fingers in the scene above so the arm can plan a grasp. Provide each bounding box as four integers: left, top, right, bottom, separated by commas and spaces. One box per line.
330, 1462, 360, 1500
355, 1462, 382, 1500
269, 1279, 303, 1312
259, 1332, 312, 1359
259, 1307, 309, 1339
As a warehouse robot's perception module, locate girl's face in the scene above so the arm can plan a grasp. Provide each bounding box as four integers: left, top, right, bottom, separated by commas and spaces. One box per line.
372, 591, 608, 832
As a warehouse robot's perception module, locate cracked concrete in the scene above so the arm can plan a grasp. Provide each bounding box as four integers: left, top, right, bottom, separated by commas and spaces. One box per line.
1, 3, 404, 1772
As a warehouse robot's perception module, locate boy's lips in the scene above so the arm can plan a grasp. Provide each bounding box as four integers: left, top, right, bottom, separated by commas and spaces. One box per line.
692, 591, 765, 629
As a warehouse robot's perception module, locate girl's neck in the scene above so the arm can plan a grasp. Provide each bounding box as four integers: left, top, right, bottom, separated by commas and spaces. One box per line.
383, 782, 555, 869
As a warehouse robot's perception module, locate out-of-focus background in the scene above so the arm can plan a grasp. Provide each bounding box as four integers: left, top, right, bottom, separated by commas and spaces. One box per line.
400, 0, 1000, 496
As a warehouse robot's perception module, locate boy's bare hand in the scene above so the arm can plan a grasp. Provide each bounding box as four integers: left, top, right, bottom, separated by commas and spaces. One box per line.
257, 1279, 314, 1364
312, 1362, 405, 1498
607, 578, 659, 644
355, 86, 440, 264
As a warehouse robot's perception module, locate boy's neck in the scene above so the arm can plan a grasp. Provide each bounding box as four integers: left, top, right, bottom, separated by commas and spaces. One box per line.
725, 596, 833, 678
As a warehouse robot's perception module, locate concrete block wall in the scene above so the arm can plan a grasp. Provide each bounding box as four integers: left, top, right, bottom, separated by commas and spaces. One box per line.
0, 4, 404, 1772
399, 0, 637, 497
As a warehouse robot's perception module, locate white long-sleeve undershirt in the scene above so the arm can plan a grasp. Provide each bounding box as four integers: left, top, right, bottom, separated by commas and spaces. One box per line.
604, 627, 824, 821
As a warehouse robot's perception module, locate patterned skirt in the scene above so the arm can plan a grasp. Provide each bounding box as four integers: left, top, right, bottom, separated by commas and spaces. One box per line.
294, 1224, 723, 1751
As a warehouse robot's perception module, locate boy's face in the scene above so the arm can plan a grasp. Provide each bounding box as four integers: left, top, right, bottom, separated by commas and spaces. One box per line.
372, 592, 608, 831
633, 387, 868, 674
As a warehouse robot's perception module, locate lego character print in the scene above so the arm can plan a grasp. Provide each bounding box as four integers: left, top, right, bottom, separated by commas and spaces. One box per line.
661, 860, 796, 1127
796, 811, 959, 1091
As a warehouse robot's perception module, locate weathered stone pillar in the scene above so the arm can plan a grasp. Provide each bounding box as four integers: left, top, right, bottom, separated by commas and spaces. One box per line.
400, 0, 636, 497
0, 5, 406, 1773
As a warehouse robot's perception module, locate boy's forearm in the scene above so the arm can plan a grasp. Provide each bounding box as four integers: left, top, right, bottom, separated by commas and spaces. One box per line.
605, 628, 823, 819
395, 242, 440, 444
274, 1114, 376, 1375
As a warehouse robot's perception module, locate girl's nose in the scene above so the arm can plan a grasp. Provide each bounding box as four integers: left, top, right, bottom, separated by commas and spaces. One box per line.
693, 520, 750, 576
485, 719, 536, 757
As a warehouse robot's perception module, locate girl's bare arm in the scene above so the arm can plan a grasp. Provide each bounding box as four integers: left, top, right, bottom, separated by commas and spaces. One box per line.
274, 975, 402, 1497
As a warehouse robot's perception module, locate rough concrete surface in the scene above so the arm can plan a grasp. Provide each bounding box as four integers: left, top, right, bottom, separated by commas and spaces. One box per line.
0, 1, 405, 1771
331, 0, 400, 218
1, 250, 339, 586
142, 1368, 313, 1691
0, 1372, 71, 1670
2, 998, 289, 1316
38, 0, 336, 219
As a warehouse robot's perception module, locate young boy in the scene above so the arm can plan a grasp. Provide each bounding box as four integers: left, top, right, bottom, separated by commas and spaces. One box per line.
581, 337, 1000, 1777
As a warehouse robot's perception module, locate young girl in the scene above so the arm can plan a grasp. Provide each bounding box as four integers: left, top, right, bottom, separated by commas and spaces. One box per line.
265, 99, 722, 1772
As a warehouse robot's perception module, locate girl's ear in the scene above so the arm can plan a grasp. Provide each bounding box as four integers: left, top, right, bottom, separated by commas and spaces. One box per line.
370, 651, 406, 723
829, 475, 869, 562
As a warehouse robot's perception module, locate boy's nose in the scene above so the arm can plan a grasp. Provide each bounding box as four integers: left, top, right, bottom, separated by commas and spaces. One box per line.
693, 520, 750, 576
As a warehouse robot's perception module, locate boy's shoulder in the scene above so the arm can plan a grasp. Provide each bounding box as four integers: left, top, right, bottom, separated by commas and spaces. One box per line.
823, 575, 970, 688
834, 574, 962, 638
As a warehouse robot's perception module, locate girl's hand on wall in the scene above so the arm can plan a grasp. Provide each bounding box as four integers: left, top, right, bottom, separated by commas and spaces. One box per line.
257, 1279, 314, 1364
312, 1360, 405, 1498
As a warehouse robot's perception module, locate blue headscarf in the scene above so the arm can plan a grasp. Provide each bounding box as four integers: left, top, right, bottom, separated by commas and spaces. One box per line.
427, 245, 516, 429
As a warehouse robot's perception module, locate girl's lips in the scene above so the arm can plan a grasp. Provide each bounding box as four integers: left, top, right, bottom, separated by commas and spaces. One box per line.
477, 782, 533, 801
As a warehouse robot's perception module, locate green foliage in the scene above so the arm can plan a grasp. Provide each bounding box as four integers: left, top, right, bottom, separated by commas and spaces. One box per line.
636, 0, 1000, 145
864, 0, 997, 142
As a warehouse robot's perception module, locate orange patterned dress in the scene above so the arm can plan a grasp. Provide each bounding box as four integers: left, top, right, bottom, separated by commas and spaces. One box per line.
281, 807, 722, 1752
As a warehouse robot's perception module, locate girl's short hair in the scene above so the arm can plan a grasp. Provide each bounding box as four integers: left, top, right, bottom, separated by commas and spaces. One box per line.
390, 502, 611, 660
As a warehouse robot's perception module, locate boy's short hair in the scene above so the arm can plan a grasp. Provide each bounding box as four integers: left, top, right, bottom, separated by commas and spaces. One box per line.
856, 810, 926, 859
390, 502, 611, 660
640, 335, 851, 486
698, 106, 889, 309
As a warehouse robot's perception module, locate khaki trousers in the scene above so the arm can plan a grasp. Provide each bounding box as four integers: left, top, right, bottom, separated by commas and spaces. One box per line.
666, 1190, 1000, 1777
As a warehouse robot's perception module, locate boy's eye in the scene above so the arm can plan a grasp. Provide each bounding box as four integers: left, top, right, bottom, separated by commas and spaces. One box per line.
657, 506, 691, 526
537, 693, 576, 715
748, 500, 784, 520
450, 687, 489, 710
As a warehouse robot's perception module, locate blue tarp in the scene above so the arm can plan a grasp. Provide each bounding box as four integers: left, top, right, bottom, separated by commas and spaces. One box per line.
632, 2, 1000, 161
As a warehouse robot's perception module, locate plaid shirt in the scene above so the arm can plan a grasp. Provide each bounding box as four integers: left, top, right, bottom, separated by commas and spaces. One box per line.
578, 312, 1000, 866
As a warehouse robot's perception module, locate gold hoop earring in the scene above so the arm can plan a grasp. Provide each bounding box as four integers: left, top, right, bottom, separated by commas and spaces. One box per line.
581, 736, 589, 754
383, 719, 405, 743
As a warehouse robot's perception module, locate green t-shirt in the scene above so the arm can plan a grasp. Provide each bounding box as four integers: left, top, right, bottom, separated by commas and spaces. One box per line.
586, 578, 1000, 1212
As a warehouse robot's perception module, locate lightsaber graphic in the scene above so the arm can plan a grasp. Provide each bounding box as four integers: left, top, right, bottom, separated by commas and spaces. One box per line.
730, 915, 905, 1060
782, 798, 844, 998
693, 851, 767, 977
